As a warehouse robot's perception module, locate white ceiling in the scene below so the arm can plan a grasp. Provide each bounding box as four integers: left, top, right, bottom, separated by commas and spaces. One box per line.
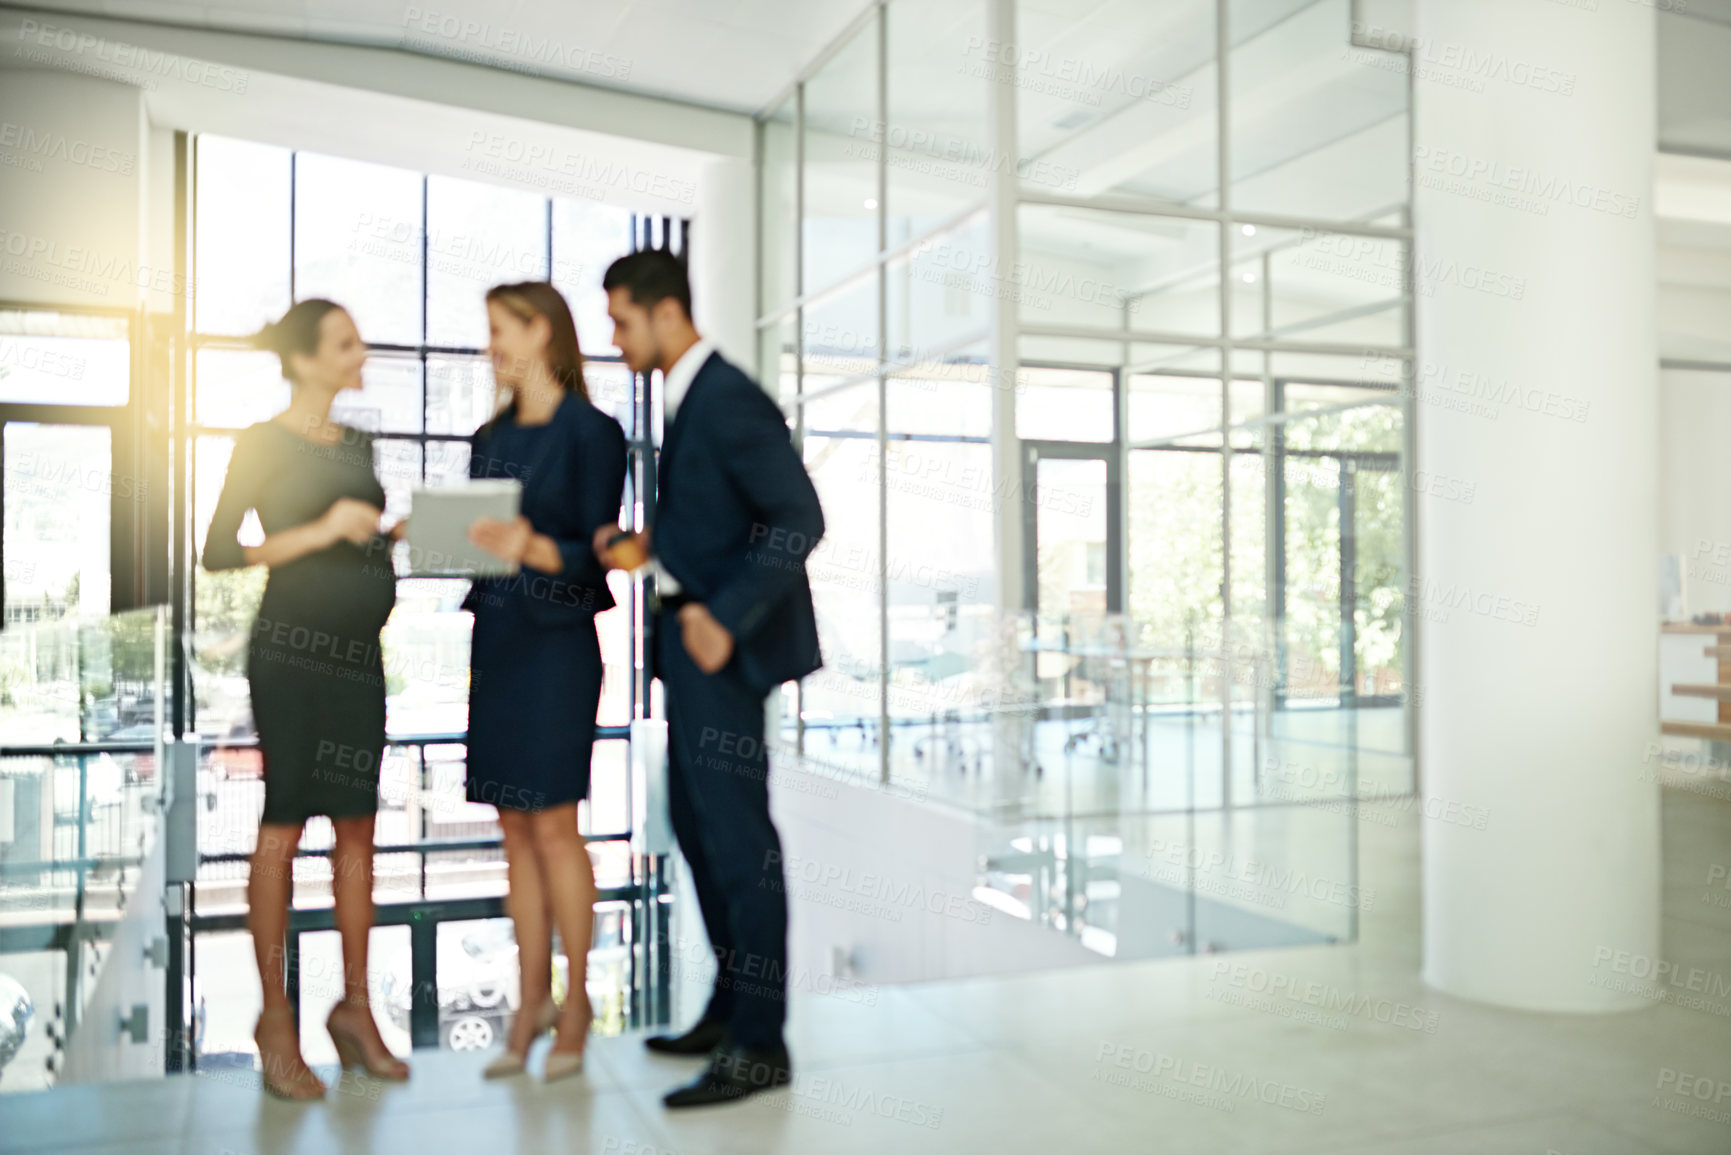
11, 0, 872, 113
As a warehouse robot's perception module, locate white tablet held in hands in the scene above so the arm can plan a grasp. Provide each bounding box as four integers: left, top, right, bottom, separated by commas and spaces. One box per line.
407, 480, 523, 576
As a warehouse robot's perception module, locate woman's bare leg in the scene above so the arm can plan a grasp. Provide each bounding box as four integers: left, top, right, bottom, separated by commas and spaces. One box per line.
499, 808, 555, 1056
528, 803, 596, 1054
250, 821, 322, 1095
328, 814, 406, 1073
251, 822, 304, 1010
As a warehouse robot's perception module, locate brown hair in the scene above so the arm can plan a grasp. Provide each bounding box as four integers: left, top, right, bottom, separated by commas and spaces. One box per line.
484, 281, 589, 404
253, 298, 345, 384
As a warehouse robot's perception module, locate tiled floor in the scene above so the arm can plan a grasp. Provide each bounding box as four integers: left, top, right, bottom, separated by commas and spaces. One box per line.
3, 782, 1729, 1154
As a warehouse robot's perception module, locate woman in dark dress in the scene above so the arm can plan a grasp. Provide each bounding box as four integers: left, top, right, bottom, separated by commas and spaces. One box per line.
202, 299, 410, 1099
463, 282, 627, 1082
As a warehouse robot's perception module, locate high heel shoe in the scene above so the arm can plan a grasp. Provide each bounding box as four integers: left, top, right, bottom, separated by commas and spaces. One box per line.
254, 1007, 326, 1101
481, 998, 561, 1080
326, 1002, 410, 1082
542, 998, 594, 1085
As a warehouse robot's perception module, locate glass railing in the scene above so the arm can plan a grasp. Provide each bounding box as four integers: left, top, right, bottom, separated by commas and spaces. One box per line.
769, 392, 1412, 967
0, 604, 672, 1093
0, 607, 169, 1092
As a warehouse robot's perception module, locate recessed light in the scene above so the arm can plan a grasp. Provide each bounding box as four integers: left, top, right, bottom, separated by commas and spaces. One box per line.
864, 198, 879, 210
1241, 224, 1256, 236
1242, 272, 1257, 283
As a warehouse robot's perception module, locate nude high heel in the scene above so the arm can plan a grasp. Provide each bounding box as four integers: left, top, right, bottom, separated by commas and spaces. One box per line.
482, 997, 561, 1080
541, 998, 594, 1085
326, 1002, 410, 1081
254, 1006, 326, 1101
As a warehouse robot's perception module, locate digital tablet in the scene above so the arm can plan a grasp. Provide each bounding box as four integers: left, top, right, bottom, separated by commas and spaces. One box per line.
407, 480, 523, 576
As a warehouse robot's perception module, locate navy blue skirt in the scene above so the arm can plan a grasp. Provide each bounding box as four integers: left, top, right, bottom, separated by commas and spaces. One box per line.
466, 593, 603, 812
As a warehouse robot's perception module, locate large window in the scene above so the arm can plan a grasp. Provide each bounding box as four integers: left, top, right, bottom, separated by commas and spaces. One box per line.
187, 132, 653, 875
175, 133, 684, 1060
0, 308, 135, 627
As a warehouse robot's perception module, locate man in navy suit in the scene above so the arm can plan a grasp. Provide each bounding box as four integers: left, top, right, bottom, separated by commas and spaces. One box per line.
594, 249, 823, 1108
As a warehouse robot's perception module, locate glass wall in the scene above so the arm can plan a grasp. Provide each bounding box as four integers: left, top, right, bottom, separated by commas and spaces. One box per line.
758, 0, 1414, 956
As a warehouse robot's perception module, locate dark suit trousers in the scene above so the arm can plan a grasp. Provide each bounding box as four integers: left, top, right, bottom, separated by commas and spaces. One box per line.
656, 611, 789, 1051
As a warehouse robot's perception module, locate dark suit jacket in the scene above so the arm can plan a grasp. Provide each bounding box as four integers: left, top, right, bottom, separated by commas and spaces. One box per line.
655, 350, 825, 693
461, 392, 627, 627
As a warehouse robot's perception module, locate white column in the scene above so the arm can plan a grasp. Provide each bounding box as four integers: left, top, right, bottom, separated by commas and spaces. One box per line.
1414, 0, 1659, 1011
690, 155, 758, 373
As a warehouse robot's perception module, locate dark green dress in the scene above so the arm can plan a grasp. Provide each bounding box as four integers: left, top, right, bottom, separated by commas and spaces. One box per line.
201, 421, 397, 825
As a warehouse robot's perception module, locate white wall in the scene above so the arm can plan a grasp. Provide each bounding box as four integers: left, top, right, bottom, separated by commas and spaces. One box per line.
0, 69, 149, 309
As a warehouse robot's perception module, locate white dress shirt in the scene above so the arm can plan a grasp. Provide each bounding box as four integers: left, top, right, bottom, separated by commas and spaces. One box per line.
653, 338, 715, 597
662, 337, 715, 426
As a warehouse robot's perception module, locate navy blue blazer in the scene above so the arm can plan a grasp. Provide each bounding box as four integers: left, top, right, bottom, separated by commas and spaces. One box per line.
461, 391, 627, 626
655, 350, 825, 693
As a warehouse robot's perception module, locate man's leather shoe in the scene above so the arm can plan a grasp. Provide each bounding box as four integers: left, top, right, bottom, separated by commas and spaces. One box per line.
644, 1019, 728, 1057
662, 1044, 791, 1108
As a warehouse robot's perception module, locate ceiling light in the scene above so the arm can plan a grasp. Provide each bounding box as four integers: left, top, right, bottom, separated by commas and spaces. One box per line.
1242, 272, 1257, 283
1241, 224, 1256, 236
864, 198, 878, 210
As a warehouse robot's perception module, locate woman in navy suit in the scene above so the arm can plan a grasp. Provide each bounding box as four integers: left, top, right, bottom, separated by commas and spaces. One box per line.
463, 282, 626, 1083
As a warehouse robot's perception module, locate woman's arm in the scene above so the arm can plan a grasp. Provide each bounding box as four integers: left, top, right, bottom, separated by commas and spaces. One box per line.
470, 414, 628, 577
201, 428, 374, 571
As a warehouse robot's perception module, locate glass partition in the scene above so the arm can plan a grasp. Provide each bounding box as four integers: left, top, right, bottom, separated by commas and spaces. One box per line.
0, 608, 167, 1091
757, 0, 1414, 963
